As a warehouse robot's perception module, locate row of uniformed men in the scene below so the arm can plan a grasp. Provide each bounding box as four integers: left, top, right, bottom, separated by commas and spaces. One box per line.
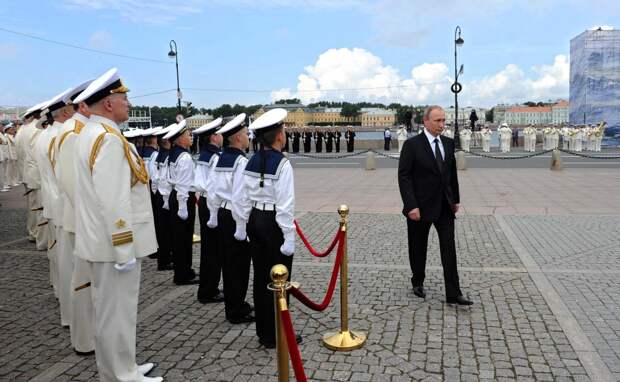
14, 67, 296, 382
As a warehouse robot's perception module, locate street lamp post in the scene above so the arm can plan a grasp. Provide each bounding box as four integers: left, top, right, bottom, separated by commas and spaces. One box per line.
168, 40, 182, 114
451, 26, 464, 148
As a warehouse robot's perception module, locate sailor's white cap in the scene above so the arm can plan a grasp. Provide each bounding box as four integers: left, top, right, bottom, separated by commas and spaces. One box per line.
162, 119, 188, 141
249, 108, 287, 133
73, 68, 129, 105
216, 113, 247, 138
193, 117, 223, 136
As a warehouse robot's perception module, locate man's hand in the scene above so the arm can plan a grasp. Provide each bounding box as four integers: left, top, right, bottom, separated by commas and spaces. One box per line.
452, 204, 460, 214
407, 208, 420, 221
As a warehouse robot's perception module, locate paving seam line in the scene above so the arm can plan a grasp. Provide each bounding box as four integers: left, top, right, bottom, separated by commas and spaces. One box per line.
495, 214, 615, 382
0, 236, 28, 248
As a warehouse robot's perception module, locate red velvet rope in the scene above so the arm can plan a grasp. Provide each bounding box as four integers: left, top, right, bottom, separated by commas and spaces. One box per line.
294, 220, 341, 258
289, 233, 345, 311
280, 308, 308, 382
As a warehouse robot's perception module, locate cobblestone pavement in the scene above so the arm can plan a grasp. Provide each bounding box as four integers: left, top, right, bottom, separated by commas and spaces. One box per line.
4, 205, 619, 381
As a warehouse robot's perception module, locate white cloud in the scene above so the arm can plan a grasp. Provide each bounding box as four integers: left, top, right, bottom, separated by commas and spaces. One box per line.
88, 30, 113, 50
271, 48, 569, 107
61, 0, 205, 24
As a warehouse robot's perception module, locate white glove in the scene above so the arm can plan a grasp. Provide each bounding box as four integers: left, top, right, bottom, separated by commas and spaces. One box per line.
162, 196, 169, 210
207, 214, 218, 228
233, 224, 247, 241
114, 258, 137, 273
177, 206, 188, 220
280, 240, 295, 256
150, 181, 157, 194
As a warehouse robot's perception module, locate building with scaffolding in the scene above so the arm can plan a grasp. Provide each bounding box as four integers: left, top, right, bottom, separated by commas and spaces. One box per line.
570, 28, 620, 135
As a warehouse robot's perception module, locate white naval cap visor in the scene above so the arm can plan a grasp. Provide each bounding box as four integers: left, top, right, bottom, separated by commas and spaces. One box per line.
193, 117, 223, 136
162, 119, 188, 141
249, 108, 287, 135
154, 123, 177, 138
216, 113, 246, 138
73, 68, 129, 106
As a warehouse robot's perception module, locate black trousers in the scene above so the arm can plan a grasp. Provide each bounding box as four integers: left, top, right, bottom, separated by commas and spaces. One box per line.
347, 140, 354, 152
218, 208, 252, 320
326, 140, 333, 153
248, 209, 293, 343
512, 135, 519, 146
197, 196, 222, 300
303, 141, 311, 153
154, 191, 172, 267
406, 200, 462, 298
335, 140, 340, 153
169, 190, 196, 283
316, 141, 322, 153
384, 138, 391, 151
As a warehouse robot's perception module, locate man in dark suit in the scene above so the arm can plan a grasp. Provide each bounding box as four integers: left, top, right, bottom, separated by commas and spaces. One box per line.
397, 105, 472, 306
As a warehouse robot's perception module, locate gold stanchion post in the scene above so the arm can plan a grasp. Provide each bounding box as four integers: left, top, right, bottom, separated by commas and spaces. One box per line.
269, 264, 291, 382
322, 205, 367, 351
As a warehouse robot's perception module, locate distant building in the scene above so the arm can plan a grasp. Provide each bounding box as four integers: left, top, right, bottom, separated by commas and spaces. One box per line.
360, 108, 396, 127
185, 113, 214, 129
252, 104, 396, 127
500, 100, 569, 125
570, 28, 620, 131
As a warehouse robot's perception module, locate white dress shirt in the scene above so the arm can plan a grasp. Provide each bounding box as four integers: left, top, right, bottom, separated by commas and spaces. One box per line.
424, 128, 445, 160
210, 150, 249, 230
168, 148, 195, 204
241, 155, 295, 247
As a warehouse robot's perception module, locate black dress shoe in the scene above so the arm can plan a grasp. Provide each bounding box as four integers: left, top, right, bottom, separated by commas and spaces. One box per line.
74, 349, 95, 356
174, 279, 199, 286
198, 291, 224, 304
228, 313, 255, 324
157, 264, 173, 271
260, 335, 302, 349
412, 286, 426, 299
446, 295, 473, 306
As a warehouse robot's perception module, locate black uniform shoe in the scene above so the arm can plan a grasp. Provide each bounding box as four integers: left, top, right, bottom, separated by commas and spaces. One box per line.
74, 349, 95, 356
412, 286, 426, 299
198, 291, 225, 304
174, 279, 199, 286
446, 295, 473, 306
157, 264, 174, 271
260, 335, 302, 349
228, 313, 256, 324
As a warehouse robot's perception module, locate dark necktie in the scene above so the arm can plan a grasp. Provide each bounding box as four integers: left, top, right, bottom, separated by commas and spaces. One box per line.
434, 138, 443, 172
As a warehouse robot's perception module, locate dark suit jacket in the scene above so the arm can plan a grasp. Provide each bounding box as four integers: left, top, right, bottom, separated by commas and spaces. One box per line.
398, 133, 460, 222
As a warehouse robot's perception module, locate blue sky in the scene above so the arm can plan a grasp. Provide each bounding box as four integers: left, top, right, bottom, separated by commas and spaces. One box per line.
0, 0, 618, 108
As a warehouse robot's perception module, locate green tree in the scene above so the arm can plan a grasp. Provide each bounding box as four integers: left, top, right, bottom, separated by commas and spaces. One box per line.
340, 103, 361, 118
274, 98, 301, 104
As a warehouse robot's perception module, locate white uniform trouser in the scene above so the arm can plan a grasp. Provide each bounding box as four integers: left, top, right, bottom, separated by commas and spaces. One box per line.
26, 187, 37, 239
67, 230, 95, 352
0, 161, 6, 188
398, 139, 405, 153
7, 160, 18, 185
91, 260, 143, 382
30, 189, 48, 250
482, 140, 490, 152
47, 226, 58, 297
56, 226, 74, 327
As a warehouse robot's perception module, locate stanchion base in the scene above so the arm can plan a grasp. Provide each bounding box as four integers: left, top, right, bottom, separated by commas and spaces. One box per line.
192, 234, 201, 244
322, 330, 366, 351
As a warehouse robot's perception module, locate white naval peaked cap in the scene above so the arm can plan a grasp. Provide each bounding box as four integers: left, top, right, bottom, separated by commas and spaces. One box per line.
192, 117, 223, 136
216, 113, 246, 138
69, 78, 96, 103
154, 123, 177, 137
162, 119, 188, 141
40, 87, 74, 115
23, 101, 48, 118
123, 129, 141, 138
249, 108, 287, 133
143, 126, 163, 136
73, 68, 129, 106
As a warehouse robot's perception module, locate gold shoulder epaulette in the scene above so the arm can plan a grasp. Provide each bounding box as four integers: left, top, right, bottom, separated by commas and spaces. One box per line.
93, 124, 149, 186
89, 132, 108, 173
48, 137, 57, 172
